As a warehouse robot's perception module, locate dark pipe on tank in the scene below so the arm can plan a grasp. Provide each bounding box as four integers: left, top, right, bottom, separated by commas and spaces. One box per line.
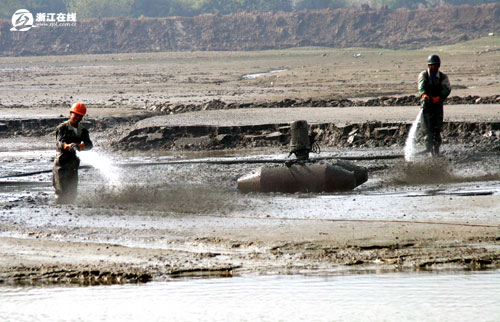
289, 120, 311, 161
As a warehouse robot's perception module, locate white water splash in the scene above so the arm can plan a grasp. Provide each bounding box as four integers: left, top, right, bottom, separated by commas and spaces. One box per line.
404, 109, 423, 162
77, 150, 122, 186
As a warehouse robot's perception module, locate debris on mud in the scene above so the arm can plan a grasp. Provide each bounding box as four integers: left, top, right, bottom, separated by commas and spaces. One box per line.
268, 240, 500, 272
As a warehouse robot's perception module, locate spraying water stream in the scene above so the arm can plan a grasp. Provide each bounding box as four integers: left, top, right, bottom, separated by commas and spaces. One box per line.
404, 109, 423, 162
77, 150, 122, 187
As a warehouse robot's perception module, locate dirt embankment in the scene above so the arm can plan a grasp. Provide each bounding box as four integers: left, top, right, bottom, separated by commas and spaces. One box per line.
2, 100, 499, 153
0, 115, 147, 138
2, 94, 500, 138
116, 120, 500, 152
1, 4, 499, 56
143, 95, 500, 114
2, 113, 498, 152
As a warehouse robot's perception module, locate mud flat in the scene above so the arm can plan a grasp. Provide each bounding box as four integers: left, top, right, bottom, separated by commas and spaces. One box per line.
1, 104, 499, 285
1, 44, 499, 285
1, 37, 500, 108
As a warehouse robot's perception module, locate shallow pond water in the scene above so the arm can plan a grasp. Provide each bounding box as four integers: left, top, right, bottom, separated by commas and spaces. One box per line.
1, 270, 499, 322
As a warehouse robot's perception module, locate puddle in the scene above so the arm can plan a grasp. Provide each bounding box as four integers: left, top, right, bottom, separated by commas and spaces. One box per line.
1, 270, 499, 322
242, 69, 287, 79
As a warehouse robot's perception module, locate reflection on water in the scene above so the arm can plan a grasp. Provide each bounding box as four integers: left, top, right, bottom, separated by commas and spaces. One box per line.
1, 270, 499, 322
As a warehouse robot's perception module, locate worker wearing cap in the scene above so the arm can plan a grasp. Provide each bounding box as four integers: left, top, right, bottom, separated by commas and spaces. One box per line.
52, 102, 93, 203
418, 54, 451, 156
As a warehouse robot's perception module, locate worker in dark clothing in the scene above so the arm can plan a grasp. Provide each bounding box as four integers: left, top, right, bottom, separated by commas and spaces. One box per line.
418, 54, 452, 156
52, 102, 93, 203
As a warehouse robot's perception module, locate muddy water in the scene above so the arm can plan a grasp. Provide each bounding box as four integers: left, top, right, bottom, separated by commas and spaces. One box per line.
1, 270, 500, 322
1, 145, 499, 244
1, 142, 500, 320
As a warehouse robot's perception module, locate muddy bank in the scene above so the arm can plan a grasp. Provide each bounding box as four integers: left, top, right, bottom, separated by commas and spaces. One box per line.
1, 48, 499, 287
1, 133, 499, 285
113, 104, 500, 151
115, 120, 500, 152
0, 115, 148, 138
2, 94, 500, 139
1, 4, 500, 56
143, 95, 500, 115
1, 265, 152, 286
4, 107, 497, 152
1, 219, 499, 285
2, 103, 498, 152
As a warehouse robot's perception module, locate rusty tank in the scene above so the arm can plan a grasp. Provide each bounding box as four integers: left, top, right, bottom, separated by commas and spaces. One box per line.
237, 120, 368, 193
237, 161, 368, 193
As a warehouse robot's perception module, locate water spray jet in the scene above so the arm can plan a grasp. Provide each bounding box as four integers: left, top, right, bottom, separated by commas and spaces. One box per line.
77, 150, 122, 187
404, 109, 423, 162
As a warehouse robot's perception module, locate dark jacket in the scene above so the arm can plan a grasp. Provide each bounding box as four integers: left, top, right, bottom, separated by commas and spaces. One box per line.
55, 120, 93, 161
418, 70, 451, 101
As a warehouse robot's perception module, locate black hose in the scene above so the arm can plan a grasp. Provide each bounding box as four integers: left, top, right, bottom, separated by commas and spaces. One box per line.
121, 154, 403, 168
0, 155, 403, 179
0, 166, 92, 179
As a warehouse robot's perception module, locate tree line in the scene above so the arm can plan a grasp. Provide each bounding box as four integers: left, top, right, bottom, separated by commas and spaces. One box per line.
1, 0, 497, 19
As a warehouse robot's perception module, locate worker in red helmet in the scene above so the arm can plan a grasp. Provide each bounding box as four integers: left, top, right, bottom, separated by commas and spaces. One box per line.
52, 102, 93, 203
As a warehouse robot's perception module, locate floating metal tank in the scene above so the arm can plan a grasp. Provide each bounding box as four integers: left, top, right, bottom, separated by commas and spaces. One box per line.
237, 120, 368, 193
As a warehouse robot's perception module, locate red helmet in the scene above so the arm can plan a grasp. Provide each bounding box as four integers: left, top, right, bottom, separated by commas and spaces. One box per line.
69, 102, 86, 116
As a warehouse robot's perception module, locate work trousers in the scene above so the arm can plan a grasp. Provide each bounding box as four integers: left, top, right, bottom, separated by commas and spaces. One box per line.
52, 152, 80, 203
421, 100, 444, 154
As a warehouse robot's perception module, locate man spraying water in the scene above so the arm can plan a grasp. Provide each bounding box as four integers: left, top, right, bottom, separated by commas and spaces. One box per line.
52, 102, 93, 204
417, 54, 452, 157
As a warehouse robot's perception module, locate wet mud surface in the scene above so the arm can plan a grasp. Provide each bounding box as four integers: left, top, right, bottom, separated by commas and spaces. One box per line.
1, 140, 499, 285
1, 46, 499, 285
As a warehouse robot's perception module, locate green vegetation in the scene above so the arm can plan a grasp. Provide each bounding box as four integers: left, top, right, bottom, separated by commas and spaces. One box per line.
1, 0, 498, 18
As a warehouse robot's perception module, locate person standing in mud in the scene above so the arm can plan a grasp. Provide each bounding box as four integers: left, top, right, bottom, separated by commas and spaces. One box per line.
418, 54, 451, 156
52, 102, 93, 203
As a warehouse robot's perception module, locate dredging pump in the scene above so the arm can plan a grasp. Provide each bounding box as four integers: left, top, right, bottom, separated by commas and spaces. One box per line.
237, 120, 368, 193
